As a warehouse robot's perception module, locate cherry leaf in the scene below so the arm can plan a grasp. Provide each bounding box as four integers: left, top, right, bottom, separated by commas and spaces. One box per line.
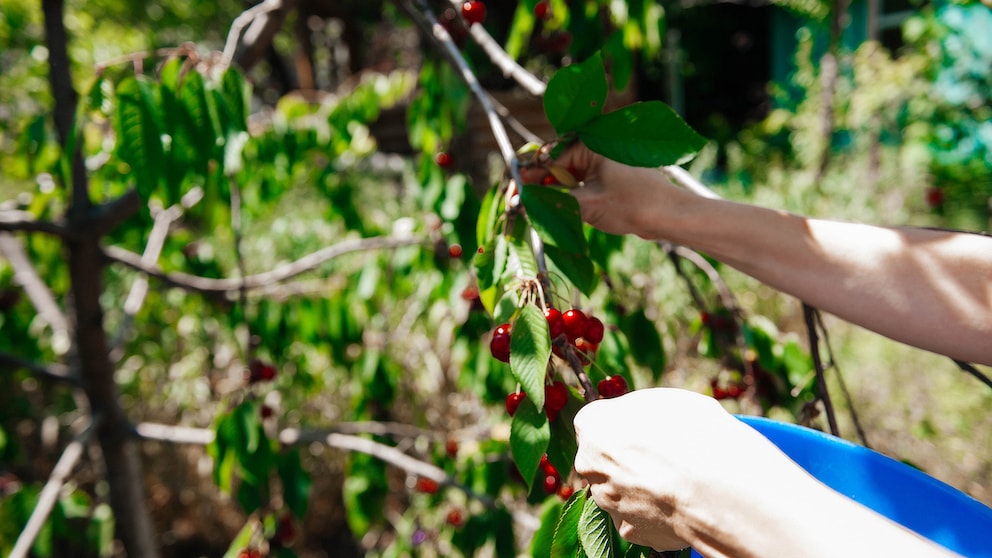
577, 101, 707, 167
510, 303, 551, 409
520, 185, 587, 252
510, 395, 550, 492
579, 497, 617, 558
544, 51, 608, 135
551, 486, 587, 558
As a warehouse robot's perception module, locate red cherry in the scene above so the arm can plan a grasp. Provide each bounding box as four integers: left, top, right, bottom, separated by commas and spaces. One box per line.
434, 151, 454, 168
541, 174, 558, 185
558, 485, 574, 500
490, 323, 512, 363
460, 285, 480, 301
544, 307, 565, 339
534, 0, 550, 20
460, 1, 486, 25
445, 438, 459, 457
925, 187, 945, 208
610, 375, 628, 396
274, 514, 296, 546
505, 391, 526, 416
446, 508, 465, 528
543, 472, 561, 494
260, 405, 274, 419
562, 309, 588, 342
545, 381, 568, 414
584, 316, 605, 344
448, 243, 463, 258
415, 476, 440, 494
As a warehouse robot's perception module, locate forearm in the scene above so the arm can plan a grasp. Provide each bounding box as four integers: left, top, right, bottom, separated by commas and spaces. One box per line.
645, 186, 992, 365
669, 417, 958, 558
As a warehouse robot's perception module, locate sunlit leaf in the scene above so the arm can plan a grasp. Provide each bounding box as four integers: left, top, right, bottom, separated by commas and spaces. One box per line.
577, 101, 707, 167
545, 52, 609, 135
510, 396, 550, 492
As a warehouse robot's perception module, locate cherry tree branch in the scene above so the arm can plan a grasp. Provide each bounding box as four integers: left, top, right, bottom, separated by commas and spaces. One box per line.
103, 234, 426, 295
0, 211, 70, 236
447, 0, 547, 96
219, 0, 291, 72
9, 415, 100, 558
133, 421, 540, 531
952, 359, 992, 390
803, 303, 840, 436
0, 232, 72, 354
0, 352, 78, 385
111, 187, 204, 356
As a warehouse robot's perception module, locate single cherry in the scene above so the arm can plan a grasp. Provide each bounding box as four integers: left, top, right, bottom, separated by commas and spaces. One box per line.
446, 508, 465, 528
562, 309, 588, 342
543, 472, 561, 494
490, 323, 512, 363
461, 1, 486, 25
598, 375, 628, 399
448, 243, 463, 258
505, 391, 526, 416
545, 381, 568, 418
544, 307, 565, 340
434, 151, 454, 168
584, 316, 605, 344
534, 0, 550, 20
415, 476, 440, 494
558, 484, 574, 500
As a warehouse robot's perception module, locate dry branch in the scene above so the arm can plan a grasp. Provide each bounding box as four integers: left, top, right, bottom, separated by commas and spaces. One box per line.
9, 416, 100, 558
104, 235, 426, 295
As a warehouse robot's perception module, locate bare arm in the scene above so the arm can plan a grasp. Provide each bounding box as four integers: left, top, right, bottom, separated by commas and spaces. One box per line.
526, 146, 992, 365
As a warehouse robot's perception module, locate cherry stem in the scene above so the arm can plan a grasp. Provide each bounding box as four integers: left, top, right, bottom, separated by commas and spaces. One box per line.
556, 338, 597, 401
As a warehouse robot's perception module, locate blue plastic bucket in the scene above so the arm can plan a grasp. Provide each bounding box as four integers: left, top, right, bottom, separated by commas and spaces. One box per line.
687, 416, 992, 557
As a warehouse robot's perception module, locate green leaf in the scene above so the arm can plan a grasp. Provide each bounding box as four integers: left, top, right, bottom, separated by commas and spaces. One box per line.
551, 487, 587, 558
510, 303, 552, 409
579, 497, 616, 558
544, 243, 597, 296
577, 101, 707, 167
520, 185, 587, 252
531, 498, 566, 558
276, 448, 312, 519
222, 520, 257, 558
509, 396, 550, 492
545, 52, 609, 135
115, 76, 165, 197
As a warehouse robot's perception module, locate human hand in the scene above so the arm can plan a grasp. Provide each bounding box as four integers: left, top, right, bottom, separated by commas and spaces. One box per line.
520, 142, 683, 238
572, 388, 802, 552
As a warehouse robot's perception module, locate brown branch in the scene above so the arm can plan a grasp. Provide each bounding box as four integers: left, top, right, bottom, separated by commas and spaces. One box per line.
67, 189, 142, 239
0, 352, 79, 385
112, 187, 204, 356
9, 415, 100, 558
952, 359, 992, 391
0, 211, 70, 236
803, 303, 840, 436
132, 421, 539, 530
0, 232, 72, 345
104, 235, 426, 294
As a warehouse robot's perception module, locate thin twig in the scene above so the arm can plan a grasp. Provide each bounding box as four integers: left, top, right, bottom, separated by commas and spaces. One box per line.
111, 187, 204, 355
951, 359, 992, 390
0, 232, 72, 354
0, 211, 70, 236
802, 303, 839, 436
132, 421, 540, 531
103, 235, 426, 294
9, 415, 100, 558
813, 311, 869, 447
219, 0, 286, 71
454, 0, 546, 96
0, 352, 78, 385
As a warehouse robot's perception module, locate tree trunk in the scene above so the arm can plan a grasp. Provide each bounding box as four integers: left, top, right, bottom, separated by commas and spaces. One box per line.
42, 0, 160, 556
